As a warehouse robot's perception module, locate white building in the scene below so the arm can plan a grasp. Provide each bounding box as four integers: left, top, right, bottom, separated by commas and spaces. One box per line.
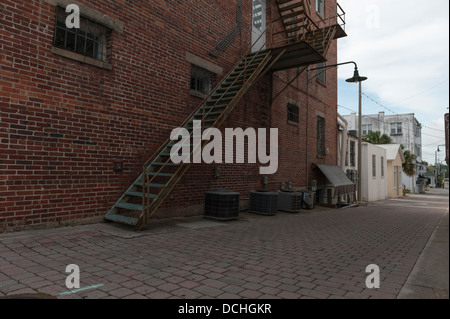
343, 112, 422, 193
361, 143, 387, 202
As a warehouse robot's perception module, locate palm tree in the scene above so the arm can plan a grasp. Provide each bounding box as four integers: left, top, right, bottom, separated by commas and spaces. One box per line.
401, 145, 416, 177
363, 131, 392, 145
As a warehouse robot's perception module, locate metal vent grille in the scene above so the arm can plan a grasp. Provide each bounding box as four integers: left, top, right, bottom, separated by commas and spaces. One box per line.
249, 190, 278, 216
278, 191, 303, 213
204, 190, 240, 221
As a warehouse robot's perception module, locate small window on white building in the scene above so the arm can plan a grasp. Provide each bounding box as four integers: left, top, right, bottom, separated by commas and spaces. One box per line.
391, 122, 403, 135
362, 124, 373, 136
381, 157, 385, 178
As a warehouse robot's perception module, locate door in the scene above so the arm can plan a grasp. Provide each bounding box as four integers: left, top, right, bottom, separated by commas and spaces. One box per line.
252, 0, 266, 52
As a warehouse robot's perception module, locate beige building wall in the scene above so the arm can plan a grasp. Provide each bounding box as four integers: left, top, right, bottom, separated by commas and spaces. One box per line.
386, 157, 403, 198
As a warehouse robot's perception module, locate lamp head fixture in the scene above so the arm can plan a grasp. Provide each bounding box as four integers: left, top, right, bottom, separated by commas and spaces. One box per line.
346, 67, 368, 83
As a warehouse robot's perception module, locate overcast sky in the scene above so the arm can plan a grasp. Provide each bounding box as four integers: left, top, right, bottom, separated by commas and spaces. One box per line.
336, 0, 449, 164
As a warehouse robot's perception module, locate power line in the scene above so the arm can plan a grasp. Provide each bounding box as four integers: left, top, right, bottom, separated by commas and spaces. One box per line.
423, 139, 446, 147
389, 80, 449, 105
361, 92, 446, 133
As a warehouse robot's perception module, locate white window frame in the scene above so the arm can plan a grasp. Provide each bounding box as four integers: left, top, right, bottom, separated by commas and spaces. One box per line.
391, 122, 403, 135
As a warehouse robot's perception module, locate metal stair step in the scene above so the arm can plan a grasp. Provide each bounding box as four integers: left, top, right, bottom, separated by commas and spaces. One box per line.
284, 18, 306, 27
281, 10, 305, 20
277, 0, 297, 5
126, 192, 158, 199
194, 111, 222, 118
203, 104, 227, 111
211, 91, 239, 99
115, 202, 143, 211
105, 212, 138, 226
233, 65, 258, 73
151, 162, 179, 166
146, 172, 175, 177
279, 3, 303, 12
135, 182, 166, 188
216, 86, 241, 93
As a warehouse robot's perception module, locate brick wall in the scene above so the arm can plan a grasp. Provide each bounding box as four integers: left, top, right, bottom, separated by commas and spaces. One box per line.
0, 0, 341, 232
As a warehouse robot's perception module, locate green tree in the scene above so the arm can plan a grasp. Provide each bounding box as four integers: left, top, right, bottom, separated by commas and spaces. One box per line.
401, 145, 416, 177
363, 131, 392, 145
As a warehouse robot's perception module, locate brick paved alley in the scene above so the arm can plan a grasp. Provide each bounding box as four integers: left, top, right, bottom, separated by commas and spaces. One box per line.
0, 189, 448, 299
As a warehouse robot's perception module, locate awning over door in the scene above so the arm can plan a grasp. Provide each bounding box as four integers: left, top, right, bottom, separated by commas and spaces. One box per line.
316, 164, 355, 197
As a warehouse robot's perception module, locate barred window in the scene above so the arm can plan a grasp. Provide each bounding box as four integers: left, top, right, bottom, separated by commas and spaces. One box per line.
53, 6, 111, 63
317, 116, 326, 156
287, 103, 299, 124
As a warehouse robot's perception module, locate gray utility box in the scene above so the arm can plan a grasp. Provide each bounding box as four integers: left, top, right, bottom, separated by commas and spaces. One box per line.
249, 190, 279, 216
277, 190, 303, 213
204, 189, 240, 221
302, 190, 316, 210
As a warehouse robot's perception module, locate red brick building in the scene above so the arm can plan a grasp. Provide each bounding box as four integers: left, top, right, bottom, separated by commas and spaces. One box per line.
0, 0, 346, 232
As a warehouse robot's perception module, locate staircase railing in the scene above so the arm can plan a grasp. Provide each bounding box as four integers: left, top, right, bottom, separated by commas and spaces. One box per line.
273, 0, 345, 55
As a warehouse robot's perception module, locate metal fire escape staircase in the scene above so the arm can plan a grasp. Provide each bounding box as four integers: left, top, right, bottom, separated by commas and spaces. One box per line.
105, 1, 346, 230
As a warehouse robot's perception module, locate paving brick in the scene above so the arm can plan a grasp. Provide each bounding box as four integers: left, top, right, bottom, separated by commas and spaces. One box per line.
157, 283, 180, 293
239, 290, 263, 299
277, 291, 302, 299
172, 288, 203, 299
193, 285, 223, 297
178, 280, 201, 289
258, 294, 282, 299
298, 289, 330, 299
146, 291, 174, 299
123, 294, 147, 299
259, 286, 282, 295
217, 293, 241, 299
314, 285, 347, 296
296, 282, 317, 289
133, 285, 157, 295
